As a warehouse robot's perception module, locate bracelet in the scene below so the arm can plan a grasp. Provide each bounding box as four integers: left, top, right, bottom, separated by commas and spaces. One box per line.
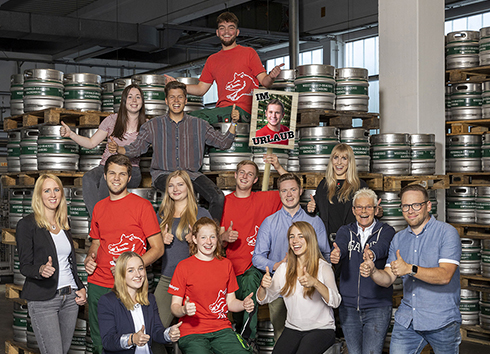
231, 122, 238, 127
130, 333, 134, 346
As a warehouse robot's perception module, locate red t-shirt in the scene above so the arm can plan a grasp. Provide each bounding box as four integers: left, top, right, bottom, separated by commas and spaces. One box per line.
221, 191, 282, 276
168, 256, 239, 337
88, 193, 161, 288
255, 124, 290, 145
199, 45, 266, 113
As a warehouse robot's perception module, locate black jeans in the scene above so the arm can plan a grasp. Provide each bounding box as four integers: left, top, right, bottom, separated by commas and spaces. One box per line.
273, 327, 335, 354
154, 173, 225, 222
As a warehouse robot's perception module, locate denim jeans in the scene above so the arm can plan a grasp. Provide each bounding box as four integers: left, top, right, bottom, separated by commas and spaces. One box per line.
28, 291, 79, 354
390, 320, 461, 354
154, 173, 225, 222
82, 164, 142, 217
339, 304, 392, 354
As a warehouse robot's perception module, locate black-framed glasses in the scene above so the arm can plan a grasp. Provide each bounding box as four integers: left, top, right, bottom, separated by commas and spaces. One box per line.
353, 205, 375, 212
400, 201, 428, 212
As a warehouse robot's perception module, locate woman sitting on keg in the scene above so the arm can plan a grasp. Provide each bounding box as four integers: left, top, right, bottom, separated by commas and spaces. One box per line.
16, 174, 87, 354
168, 217, 255, 354
60, 84, 146, 217
153, 170, 211, 329
98, 251, 181, 353
257, 221, 341, 354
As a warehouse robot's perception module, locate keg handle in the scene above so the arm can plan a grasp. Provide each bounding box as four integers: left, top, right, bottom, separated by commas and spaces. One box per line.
24, 70, 33, 79
132, 78, 142, 85
453, 33, 467, 39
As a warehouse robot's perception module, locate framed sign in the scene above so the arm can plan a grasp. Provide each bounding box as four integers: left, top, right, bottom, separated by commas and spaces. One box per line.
249, 89, 298, 150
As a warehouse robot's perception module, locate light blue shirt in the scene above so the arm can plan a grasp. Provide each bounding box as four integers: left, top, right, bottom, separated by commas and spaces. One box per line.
386, 216, 461, 331
252, 206, 331, 272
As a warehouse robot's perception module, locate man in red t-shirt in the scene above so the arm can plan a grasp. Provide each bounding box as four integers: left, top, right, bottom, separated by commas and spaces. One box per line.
84, 154, 164, 354
220, 156, 287, 345
165, 11, 284, 124
255, 99, 290, 145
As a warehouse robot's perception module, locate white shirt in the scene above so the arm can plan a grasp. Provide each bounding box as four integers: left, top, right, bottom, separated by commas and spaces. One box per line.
357, 221, 376, 250
50, 230, 77, 290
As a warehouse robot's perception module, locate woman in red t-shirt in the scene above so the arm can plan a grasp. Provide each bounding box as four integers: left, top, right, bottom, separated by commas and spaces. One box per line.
169, 217, 254, 353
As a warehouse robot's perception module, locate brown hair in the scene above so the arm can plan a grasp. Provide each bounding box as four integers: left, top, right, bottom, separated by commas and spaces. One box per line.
217, 12, 239, 27
266, 98, 284, 115
236, 160, 259, 176
104, 154, 132, 177
277, 173, 302, 190
399, 184, 429, 201
112, 84, 146, 140
164, 81, 187, 98
325, 143, 360, 203
190, 217, 223, 260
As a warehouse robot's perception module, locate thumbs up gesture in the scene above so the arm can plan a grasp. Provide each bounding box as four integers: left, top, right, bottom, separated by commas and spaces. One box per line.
298, 267, 317, 288
390, 250, 410, 277
183, 296, 196, 316
261, 266, 272, 289
363, 244, 374, 261
169, 322, 182, 342
375, 198, 384, 218
330, 242, 341, 264
307, 194, 316, 213
107, 136, 119, 154
132, 325, 150, 346
39, 256, 55, 278
243, 292, 255, 313
185, 224, 193, 243
222, 221, 239, 243
84, 252, 97, 275
60, 121, 73, 138
231, 104, 240, 123
163, 224, 174, 245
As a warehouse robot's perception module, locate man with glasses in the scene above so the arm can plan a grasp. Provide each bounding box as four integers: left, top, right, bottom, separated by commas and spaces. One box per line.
360, 184, 461, 354
331, 188, 395, 354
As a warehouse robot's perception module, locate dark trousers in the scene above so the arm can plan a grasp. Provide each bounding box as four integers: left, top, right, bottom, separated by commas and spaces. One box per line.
273, 327, 335, 354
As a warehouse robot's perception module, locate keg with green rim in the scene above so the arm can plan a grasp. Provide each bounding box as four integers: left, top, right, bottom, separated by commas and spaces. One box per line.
11, 74, 24, 115
446, 31, 480, 69
178, 77, 204, 113
253, 147, 288, 172
461, 289, 480, 325
427, 189, 438, 219
13, 303, 28, 343
76, 253, 88, 288
132, 74, 167, 116
22, 189, 33, 217
20, 128, 39, 171
295, 64, 336, 110
479, 26, 490, 66
335, 67, 369, 112
340, 128, 370, 172
113, 78, 132, 113
209, 123, 252, 171
79, 128, 104, 172
476, 186, 490, 225
26, 316, 38, 349
23, 68, 64, 112
271, 69, 296, 92
450, 82, 482, 121
101, 81, 115, 112
9, 189, 24, 228
482, 250, 490, 278
298, 126, 339, 172
70, 318, 87, 353
37, 125, 79, 171
257, 321, 274, 353
446, 134, 481, 172
378, 191, 407, 232
70, 187, 90, 235
7, 131, 21, 172
288, 138, 300, 172
446, 186, 476, 224
370, 133, 411, 175
63, 73, 101, 112
446, 85, 452, 121
482, 81, 490, 119
410, 134, 435, 175
460, 238, 481, 275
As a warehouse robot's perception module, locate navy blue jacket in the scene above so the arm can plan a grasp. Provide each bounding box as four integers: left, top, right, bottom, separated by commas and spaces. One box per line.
98, 292, 170, 354
335, 219, 395, 309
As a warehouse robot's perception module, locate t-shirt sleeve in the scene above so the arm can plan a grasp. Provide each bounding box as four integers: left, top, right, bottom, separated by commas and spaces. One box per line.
89, 206, 100, 240
439, 225, 461, 265
199, 59, 214, 84
98, 114, 116, 134
248, 48, 266, 77
168, 262, 186, 297
226, 261, 239, 294
140, 199, 161, 238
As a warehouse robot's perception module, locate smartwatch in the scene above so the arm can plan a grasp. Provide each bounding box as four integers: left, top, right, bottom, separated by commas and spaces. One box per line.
409, 264, 418, 277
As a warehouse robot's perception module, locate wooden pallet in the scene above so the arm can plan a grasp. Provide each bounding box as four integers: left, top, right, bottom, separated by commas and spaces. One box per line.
446, 119, 490, 135
2, 229, 16, 245
461, 274, 490, 293
451, 224, 490, 239
449, 172, 490, 186
460, 325, 490, 346
5, 340, 39, 354
3, 107, 110, 131
360, 172, 384, 191
296, 109, 379, 129
1, 171, 84, 187
392, 290, 403, 308
5, 284, 26, 305
446, 65, 490, 83
383, 175, 449, 191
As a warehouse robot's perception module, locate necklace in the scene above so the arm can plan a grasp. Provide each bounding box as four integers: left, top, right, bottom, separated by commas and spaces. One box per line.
51, 224, 56, 230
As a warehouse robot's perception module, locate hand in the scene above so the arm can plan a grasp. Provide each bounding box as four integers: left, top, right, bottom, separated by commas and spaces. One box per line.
184, 224, 193, 243
39, 256, 55, 278
132, 325, 150, 347
231, 104, 239, 123
107, 137, 118, 154
390, 250, 411, 277
273, 253, 288, 271
261, 266, 272, 289
363, 244, 374, 261
243, 292, 254, 313
375, 198, 383, 218
110, 257, 117, 277
330, 242, 340, 264
307, 195, 316, 213
298, 267, 317, 288
222, 221, 238, 243
163, 224, 174, 245
75, 288, 87, 305
84, 253, 97, 275
183, 296, 196, 316
164, 74, 177, 84
360, 257, 375, 278
269, 63, 285, 79
168, 322, 182, 342
60, 121, 73, 138
263, 154, 278, 168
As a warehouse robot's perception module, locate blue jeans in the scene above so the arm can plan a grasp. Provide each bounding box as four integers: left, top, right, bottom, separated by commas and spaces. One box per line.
339, 304, 392, 354
82, 164, 142, 217
390, 320, 461, 354
28, 291, 79, 354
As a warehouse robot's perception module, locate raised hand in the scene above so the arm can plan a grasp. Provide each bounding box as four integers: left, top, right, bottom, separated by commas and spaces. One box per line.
364, 244, 374, 261
307, 194, 316, 213
168, 322, 182, 342
390, 250, 410, 277
330, 242, 341, 264
39, 256, 55, 278
110, 256, 117, 276
231, 104, 240, 123
183, 296, 196, 316
243, 292, 254, 313
184, 224, 193, 243
261, 266, 272, 289
375, 198, 383, 218
163, 224, 174, 245
269, 63, 285, 79
84, 252, 97, 275
107, 137, 118, 154
298, 267, 317, 288
164, 74, 177, 84
60, 121, 73, 138
132, 325, 150, 346
222, 221, 238, 243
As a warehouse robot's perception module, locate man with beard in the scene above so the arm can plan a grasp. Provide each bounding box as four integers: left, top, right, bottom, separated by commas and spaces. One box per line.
360, 184, 461, 354
165, 11, 284, 124
84, 154, 164, 354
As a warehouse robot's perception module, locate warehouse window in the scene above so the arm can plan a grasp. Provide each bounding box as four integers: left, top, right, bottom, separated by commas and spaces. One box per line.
445, 11, 490, 33
265, 48, 324, 72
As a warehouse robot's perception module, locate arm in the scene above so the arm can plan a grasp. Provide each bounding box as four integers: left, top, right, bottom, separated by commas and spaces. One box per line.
171, 295, 196, 318
252, 220, 278, 272
84, 239, 100, 275
257, 64, 285, 88
185, 81, 212, 96
317, 264, 342, 308
109, 121, 152, 158
60, 121, 108, 149
263, 154, 287, 175
226, 292, 254, 313
204, 122, 235, 150
141, 233, 164, 267
98, 294, 130, 351
361, 260, 397, 288
257, 265, 283, 304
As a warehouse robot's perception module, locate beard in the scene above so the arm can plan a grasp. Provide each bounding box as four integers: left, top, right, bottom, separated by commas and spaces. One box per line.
220, 34, 237, 47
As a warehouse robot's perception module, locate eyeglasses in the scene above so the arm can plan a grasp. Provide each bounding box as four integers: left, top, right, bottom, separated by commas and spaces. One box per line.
353, 205, 375, 212
400, 201, 428, 212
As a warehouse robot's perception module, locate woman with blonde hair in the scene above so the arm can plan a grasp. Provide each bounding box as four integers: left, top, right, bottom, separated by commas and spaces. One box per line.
17, 174, 87, 354
257, 221, 341, 354
98, 251, 181, 353
154, 170, 211, 329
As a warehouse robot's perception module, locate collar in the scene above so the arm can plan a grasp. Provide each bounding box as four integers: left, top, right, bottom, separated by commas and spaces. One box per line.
280, 205, 303, 218
356, 220, 376, 235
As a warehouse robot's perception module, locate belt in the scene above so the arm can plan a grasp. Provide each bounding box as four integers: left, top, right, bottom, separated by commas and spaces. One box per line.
56, 285, 73, 295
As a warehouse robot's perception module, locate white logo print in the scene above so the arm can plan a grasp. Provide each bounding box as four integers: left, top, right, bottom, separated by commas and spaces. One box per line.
209, 289, 228, 319
247, 225, 259, 256
225, 72, 258, 101
108, 234, 146, 256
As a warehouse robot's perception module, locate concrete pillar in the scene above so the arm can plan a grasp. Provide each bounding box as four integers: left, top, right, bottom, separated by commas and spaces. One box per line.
378, 0, 445, 174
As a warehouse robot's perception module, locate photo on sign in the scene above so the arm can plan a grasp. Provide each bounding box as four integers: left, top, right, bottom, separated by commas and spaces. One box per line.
249, 89, 298, 150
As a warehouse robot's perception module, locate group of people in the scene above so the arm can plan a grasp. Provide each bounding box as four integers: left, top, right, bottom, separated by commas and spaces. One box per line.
15, 9, 462, 354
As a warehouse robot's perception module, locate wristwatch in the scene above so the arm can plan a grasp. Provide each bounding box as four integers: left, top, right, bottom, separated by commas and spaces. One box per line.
409, 264, 418, 276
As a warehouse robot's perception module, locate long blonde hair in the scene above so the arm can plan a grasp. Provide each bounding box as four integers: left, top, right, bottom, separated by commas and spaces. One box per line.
325, 143, 360, 203
158, 170, 198, 241
32, 174, 69, 230
112, 252, 149, 310
280, 222, 324, 299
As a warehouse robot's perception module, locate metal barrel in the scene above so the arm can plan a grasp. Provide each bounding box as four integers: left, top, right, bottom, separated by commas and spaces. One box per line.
177, 77, 204, 113
335, 67, 369, 112
450, 82, 482, 121
482, 81, 490, 119
13, 249, 26, 286
209, 123, 252, 171
10, 74, 24, 115
446, 85, 452, 121
132, 74, 167, 116
9, 189, 24, 228
410, 134, 436, 175
20, 128, 39, 171
101, 81, 115, 112
378, 191, 407, 232
113, 78, 132, 113
37, 125, 79, 171
340, 128, 370, 172
298, 127, 339, 172
460, 289, 480, 325
446, 31, 480, 69
446, 134, 481, 172
69, 188, 90, 235
13, 303, 28, 343
7, 131, 21, 172
370, 133, 411, 175
476, 186, 490, 225
63, 73, 102, 112
482, 250, 490, 279
479, 26, 490, 66
257, 321, 274, 353
79, 128, 104, 171
446, 186, 476, 224
22, 189, 33, 217
295, 64, 336, 110
23, 68, 64, 112
128, 188, 160, 212
460, 238, 481, 275
271, 69, 296, 92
